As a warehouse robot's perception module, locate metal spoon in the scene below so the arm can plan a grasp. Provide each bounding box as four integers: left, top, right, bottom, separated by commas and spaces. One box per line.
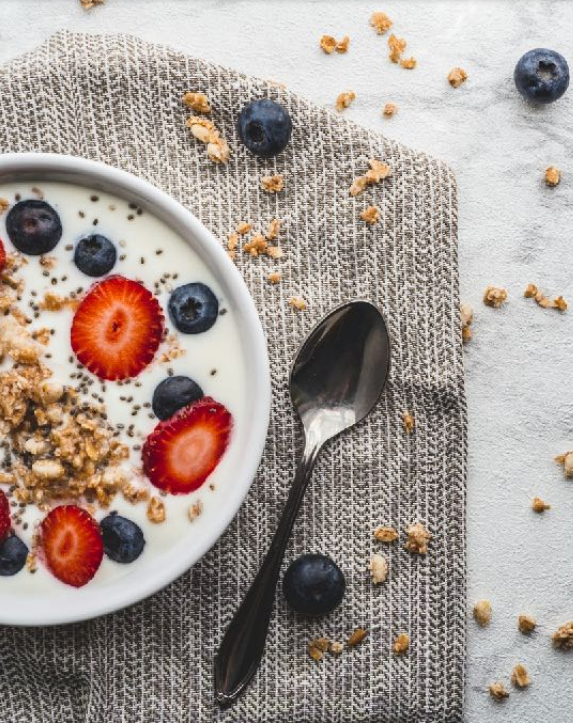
214, 300, 391, 706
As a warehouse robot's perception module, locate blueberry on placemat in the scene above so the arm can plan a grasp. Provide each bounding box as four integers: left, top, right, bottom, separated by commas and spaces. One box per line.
74, 234, 117, 277
283, 553, 346, 616
514, 48, 569, 104
168, 282, 219, 334
0, 535, 28, 576
100, 513, 145, 564
152, 375, 204, 420
237, 99, 292, 158
6, 199, 62, 255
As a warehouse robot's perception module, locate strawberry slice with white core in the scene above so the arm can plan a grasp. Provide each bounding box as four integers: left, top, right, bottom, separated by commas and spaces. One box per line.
41, 505, 104, 587
70, 275, 164, 381
142, 397, 232, 494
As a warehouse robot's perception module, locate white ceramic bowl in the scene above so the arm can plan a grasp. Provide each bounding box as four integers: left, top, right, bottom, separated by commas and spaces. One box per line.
0, 153, 270, 626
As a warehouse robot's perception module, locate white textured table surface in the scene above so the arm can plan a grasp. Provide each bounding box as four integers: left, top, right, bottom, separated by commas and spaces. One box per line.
1, 1, 572, 721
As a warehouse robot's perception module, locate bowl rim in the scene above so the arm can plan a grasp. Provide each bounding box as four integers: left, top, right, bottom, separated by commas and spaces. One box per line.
0, 153, 271, 626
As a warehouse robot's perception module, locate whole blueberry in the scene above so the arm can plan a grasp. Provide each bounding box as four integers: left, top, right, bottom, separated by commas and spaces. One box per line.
100, 513, 145, 564
514, 48, 569, 104
283, 553, 345, 616
237, 99, 292, 158
152, 375, 204, 420
74, 234, 117, 277
168, 282, 219, 334
0, 535, 28, 576
6, 199, 62, 255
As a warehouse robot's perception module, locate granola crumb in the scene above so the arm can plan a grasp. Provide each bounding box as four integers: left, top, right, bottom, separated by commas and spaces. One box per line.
400, 57, 417, 70
448, 67, 468, 88
347, 628, 368, 647
330, 641, 344, 655
227, 232, 239, 260
405, 522, 430, 554
552, 621, 573, 649
308, 637, 330, 661
370, 553, 389, 584
350, 159, 392, 196
236, 221, 253, 235
402, 410, 415, 434
188, 500, 204, 522
261, 175, 284, 193
393, 633, 410, 654
524, 283, 567, 311
267, 272, 282, 285
388, 34, 407, 63
243, 234, 268, 257
473, 599, 492, 627
319, 35, 337, 54
336, 36, 350, 54
531, 496, 550, 513
0, 198, 10, 215
545, 166, 561, 187
181, 92, 211, 114
360, 206, 380, 225
555, 451, 573, 477
518, 614, 537, 634
265, 218, 281, 241
147, 496, 166, 523
289, 296, 307, 312
374, 525, 399, 543
186, 116, 230, 164
336, 91, 356, 112
461, 303, 474, 343
489, 682, 509, 701
370, 11, 393, 35
26, 551, 37, 573
80, 0, 105, 8
483, 286, 508, 308
511, 664, 530, 689
383, 102, 398, 117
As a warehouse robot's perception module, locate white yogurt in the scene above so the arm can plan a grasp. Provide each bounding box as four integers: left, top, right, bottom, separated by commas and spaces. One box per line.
0, 181, 248, 594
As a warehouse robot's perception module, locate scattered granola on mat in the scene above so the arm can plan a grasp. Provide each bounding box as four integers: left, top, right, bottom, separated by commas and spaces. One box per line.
350, 159, 392, 196
524, 283, 567, 311
555, 451, 573, 477
460, 303, 474, 343
320, 35, 349, 54
393, 633, 410, 655
518, 614, 537, 634
402, 410, 415, 434
473, 599, 492, 627
261, 175, 284, 193
360, 206, 380, 225
370, 12, 393, 35
308, 637, 330, 662
511, 664, 530, 689
289, 296, 307, 312
347, 628, 368, 647
552, 621, 573, 649
370, 553, 389, 584
531, 496, 550, 513
545, 165, 561, 187
181, 92, 211, 114
336, 91, 356, 112
383, 102, 398, 117
405, 522, 430, 554
483, 286, 508, 308
489, 682, 509, 701
374, 525, 399, 543
448, 67, 468, 88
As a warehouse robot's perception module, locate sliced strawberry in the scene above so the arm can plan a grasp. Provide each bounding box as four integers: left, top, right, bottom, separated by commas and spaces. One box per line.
41, 505, 103, 587
0, 489, 11, 541
0, 239, 6, 273
142, 397, 233, 494
70, 275, 164, 381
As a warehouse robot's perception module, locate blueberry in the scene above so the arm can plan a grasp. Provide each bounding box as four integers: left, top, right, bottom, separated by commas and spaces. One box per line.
6, 199, 62, 255
0, 535, 28, 576
514, 49, 569, 104
168, 282, 219, 334
100, 513, 145, 564
152, 375, 204, 420
283, 553, 345, 616
237, 99, 292, 158
74, 234, 117, 277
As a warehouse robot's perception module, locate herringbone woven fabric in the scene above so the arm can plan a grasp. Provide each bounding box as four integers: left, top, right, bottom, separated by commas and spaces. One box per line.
0, 31, 466, 723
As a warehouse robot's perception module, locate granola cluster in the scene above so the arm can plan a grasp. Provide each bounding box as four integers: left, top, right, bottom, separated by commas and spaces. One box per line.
350, 159, 392, 197
319, 35, 350, 54
227, 219, 282, 261
447, 67, 468, 88
460, 303, 473, 343
336, 91, 356, 112
545, 165, 561, 187
183, 92, 230, 164
483, 286, 508, 308
524, 283, 567, 311
388, 34, 416, 69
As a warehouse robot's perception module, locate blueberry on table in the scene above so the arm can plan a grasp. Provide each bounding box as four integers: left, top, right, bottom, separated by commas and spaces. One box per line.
0, 535, 28, 576
6, 199, 62, 255
237, 99, 292, 158
168, 282, 219, 334
283, 553, 345, 616
514, 49, 569, 104
100, 513, 145, 564
152, 375, 204, 420
74, 234, 117, 277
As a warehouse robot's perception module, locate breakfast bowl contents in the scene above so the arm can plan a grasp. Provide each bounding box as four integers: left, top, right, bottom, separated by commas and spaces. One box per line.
0, 154, 270, 624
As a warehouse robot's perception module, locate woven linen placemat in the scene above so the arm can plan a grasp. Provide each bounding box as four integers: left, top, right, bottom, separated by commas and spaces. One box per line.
0, 31, 466, 723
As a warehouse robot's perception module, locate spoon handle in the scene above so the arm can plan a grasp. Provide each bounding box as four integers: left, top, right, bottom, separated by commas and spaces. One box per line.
214, 439, 321, 706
